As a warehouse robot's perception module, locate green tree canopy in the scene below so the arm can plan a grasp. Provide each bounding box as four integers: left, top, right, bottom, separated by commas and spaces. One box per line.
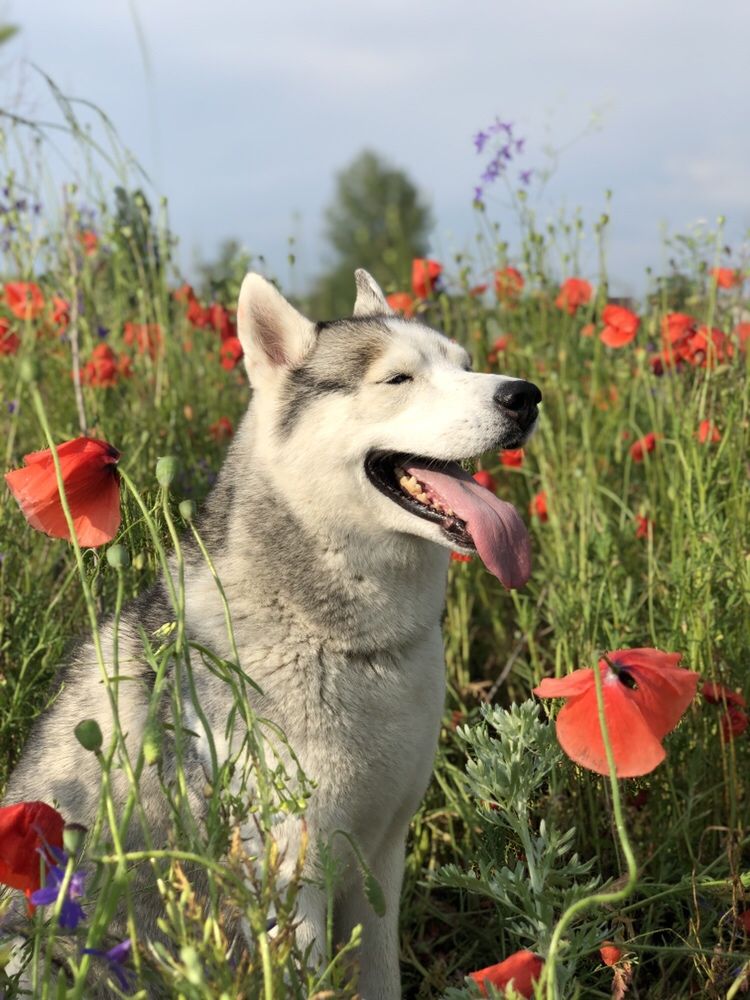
309, 149, 432, 318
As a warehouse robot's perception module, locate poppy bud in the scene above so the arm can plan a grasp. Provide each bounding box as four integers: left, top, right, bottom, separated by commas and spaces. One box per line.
75, 719, 103, 753
106, 543, 130, 569
179, 500, 195, 521
143, 718, 162, 766
63, 823, 88, 855
155, 455, 178, 487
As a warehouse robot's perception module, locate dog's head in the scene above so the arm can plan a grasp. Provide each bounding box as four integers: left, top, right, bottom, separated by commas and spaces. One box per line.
236, 270, 541, 589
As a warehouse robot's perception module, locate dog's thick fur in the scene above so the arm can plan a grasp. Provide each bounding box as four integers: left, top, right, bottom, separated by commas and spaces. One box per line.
4, 271, 539, 998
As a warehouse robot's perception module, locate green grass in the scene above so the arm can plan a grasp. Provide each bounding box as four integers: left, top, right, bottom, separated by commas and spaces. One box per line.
0, 108, 749, 998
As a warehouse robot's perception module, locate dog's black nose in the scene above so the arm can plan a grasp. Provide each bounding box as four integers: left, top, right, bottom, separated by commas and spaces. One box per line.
493, 379, 542, 430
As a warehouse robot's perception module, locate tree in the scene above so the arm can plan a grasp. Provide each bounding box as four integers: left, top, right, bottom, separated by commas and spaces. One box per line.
309, 150, 432, 318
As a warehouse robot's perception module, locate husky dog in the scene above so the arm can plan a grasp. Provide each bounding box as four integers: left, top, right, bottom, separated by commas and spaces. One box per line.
4, 270, 540, 998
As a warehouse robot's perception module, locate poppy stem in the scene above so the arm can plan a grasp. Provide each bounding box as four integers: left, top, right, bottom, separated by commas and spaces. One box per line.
542, 659, 639, 999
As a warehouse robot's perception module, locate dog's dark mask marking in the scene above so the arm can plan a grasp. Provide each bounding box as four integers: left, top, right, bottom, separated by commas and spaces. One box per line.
277, 318, 391, 438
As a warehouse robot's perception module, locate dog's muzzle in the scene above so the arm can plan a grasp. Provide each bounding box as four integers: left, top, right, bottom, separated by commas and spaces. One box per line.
493, 380, 542, 433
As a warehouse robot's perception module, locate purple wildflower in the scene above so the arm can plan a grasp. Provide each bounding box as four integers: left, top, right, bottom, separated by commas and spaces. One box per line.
30, 851, 86, 930
473, 131, 490, 154
7, 400, 17, 413
515, 138, 525, 154
97, 326, 110, 339
473, 186, 484, 203
83, 939, 132, 991
490, 117, 513, 135
519, 169, 534, 186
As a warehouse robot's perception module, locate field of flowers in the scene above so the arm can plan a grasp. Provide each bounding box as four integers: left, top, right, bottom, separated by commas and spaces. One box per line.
0, 114, 749, 999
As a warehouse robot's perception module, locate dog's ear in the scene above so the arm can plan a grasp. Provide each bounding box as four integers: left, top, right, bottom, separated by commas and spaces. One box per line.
237, 273, 316, 382
353, 269, 394, 318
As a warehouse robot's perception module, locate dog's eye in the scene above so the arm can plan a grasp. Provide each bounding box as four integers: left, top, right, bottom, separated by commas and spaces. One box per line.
384, 374, 413, 385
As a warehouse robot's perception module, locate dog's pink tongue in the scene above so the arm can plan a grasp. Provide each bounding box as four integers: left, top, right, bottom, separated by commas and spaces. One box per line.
405, 461, 531, 589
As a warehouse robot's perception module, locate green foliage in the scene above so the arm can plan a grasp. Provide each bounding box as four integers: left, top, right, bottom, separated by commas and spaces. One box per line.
435, 703, 602, 997
195, 237, 253, 302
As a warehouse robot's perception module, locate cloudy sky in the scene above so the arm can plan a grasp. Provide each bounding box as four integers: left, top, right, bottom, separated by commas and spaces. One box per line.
5, 0, 750, 296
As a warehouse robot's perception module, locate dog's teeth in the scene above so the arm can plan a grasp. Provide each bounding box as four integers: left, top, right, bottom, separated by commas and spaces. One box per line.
399, 475, 422, 498
416, 492, 429, 503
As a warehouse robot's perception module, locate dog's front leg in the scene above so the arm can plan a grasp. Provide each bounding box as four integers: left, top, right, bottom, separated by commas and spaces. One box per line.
335, 833, 406, 1000
292, 882, 328, 965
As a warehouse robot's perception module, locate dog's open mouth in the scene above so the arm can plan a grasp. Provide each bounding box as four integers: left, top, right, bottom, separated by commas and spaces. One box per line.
365, 452, 531, 589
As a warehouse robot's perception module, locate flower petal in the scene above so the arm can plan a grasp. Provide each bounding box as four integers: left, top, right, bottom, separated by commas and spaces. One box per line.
534, 668, 594, 699
554, 681, 667, 777
600, 325, 637, 348
610, 649, 699, 739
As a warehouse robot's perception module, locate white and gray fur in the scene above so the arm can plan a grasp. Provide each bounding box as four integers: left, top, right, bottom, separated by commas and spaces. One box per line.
4, 270, 540, 999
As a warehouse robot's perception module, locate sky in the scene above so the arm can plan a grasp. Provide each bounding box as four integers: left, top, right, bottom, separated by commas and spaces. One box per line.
4, 0, 750, 297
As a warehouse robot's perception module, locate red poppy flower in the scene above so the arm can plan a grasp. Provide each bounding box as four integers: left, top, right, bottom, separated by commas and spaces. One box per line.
411, 258, 442, 298
123, 322, 163, 360
697, 419, 721, 445
720, 706, 748, 741
386, 292, 416, 318
209, 416, 234, 441
186, 298, 211, 328
600, 305, 640, 348
469, 283, 488, 297
600, 943, 623, 967
0, 317, 20, 356
534, 648, 699, 777
220, 336, 244, 371
710, 267, 741, 289
451, 552, 473, 563
635, 514, 653, 539
580, 322, 595, 337
530, 490, 548, 522
495, 266, 524, 301
51, 296, 70, 330
78, 230, 99, 256
5, 437, 121, 547
500, 449, 524, 468
81, 344, 120, 388
701, 682, 746, 707
487, 334, 511, 365
555, 278, 592, 315
173, 283, 196, 304
469, 951, 543, 999
0, 801, 65, 898
207, 303, 236, 341
5, 282, 44, 321
736, 323, 750, 352
662, 313, 696, 345
473, 470, 497, 493
629, 432, 658, 463
683, 326, 733, 368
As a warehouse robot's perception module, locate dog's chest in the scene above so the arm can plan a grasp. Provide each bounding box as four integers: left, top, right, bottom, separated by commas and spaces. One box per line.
192, 626, 446, 846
